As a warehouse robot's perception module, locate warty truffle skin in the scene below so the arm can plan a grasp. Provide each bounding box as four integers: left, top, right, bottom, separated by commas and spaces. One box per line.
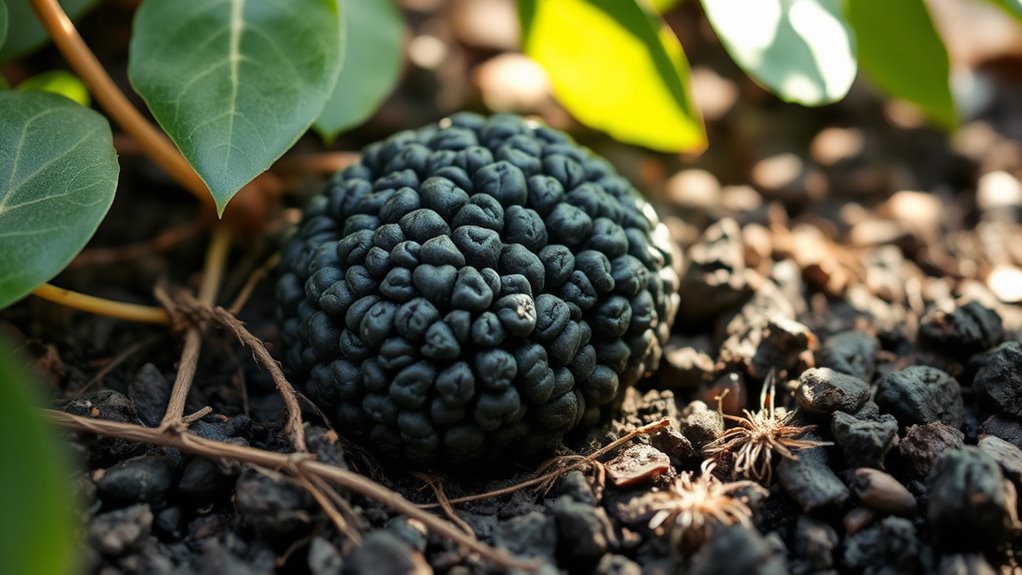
277, 113, 680, 464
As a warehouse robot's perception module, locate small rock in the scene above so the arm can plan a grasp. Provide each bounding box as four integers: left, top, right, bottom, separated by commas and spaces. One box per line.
699, 372, 747, 416
875, 366, 964, 428
987, 265, 1022, 304
818, 331, 880, 381
63, 390, 145, 463
153, 506, 181, 539
554, 470, 597, 506
796, 368, 870, 416
678, 218, 754, 321
938, 554, 997, 575
980, 414, 1022, 449
927, 447, 1017, 549
342, 532, 431, 575
689, 525, 788, 575
777, 436, 849, 513
235, 468, 316, 540
831, 411, 898, 469
550, 496, 611, 562
665, 169, 721, 211
794, 516, 838, 571
720, 315, 817, 381
842, 517, 919, 573
973, 341, 1022, 418
594, 554, 641, 575
386, 516, 429, 553
899, 422, 965, 479
308, 537, 343, 575
661, 337, 715, 389
851, 468, 917, 515
977, 170, 1022, 212
494, 510, 557, 560
918, 301, 1003, 359
842, 507, 877, 535
750, 152, 826, 204
96, 455, 175, 504
129, 363, 172, 427
307, 426, 348, 469
89, 504, 153, 556
978, 435, 1022, 483
852, 401, 883, 421
605, 444, 671, 487
177, 458, 232, 506
650, 428, 695, 465
680, 401, 724, 450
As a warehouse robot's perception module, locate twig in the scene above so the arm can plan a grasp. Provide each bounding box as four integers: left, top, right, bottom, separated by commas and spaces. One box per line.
294, 471, 362, 544
68, 219, 209, 269
29, 0, 213, 209
44, 410, 538, 572
308, 474, 365, 544
411, 472, 476, 540
229, 252, 282, 314
31, 284, 171, 325
182, 406, 213, 424
423, 419, 672, 508
160, 226, 232, 428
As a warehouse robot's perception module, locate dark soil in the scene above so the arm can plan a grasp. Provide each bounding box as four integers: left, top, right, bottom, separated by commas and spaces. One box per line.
3, 1, 1022, 574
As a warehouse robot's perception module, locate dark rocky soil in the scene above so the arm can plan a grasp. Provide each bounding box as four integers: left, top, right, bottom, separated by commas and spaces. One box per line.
4, 0, 1022, 574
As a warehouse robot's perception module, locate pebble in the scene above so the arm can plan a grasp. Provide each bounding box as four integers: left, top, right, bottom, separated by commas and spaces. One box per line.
795, 368, 870, 416
96, 454, 175, 504
386, 516, 429, 553
793, 516, 838, 572
679, 401, 724, 450
63, 390, 146, 464
605, 444, 671, 487
665, 169, 722, 211
927, 447, 1016, 549
177, 458, 232, 506
776, 435, 850, 513
554, 470, 597, 506
818, 331, 880, 382
494, 510, 557, 560
750, 152, 826, 204
719, 313, 817, 381
89, 504, 153, 556
938, 554, 997, 575
875, 366, 964, 428
688, 526, 788, 575
649, 428, 695, 465
899, 422, 966, 479
678, 218, 754, 321
980, 414, 1022, 449
594, 554, 641, 575
234, 469, 316, 540
128, 363, 172, 427
972, 341, 1022, 417
342, 531, 431, 575
550, 496, 612, 562
308, 537, 343, 575
660, 337, 715, 389
831, 411, 899, 469
918, 301, 1003, 359
977, 434, 1022, 483
851, 468, 917, 515
841, 517, 919, 573
987, 264, 1022, 304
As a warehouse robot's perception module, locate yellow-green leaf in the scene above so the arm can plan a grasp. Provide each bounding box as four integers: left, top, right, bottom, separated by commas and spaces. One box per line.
519, 0, 705, 152
846, 0, 956, 128
16, 70, 90, 106
0, 337, 78, 575
701, 0, 856, 105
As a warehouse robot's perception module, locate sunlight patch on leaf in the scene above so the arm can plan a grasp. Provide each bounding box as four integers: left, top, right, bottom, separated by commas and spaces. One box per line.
0, 91, 117, 309
128, 0, 344, 215
520, 0, 705, 152
701, 0, 856, 105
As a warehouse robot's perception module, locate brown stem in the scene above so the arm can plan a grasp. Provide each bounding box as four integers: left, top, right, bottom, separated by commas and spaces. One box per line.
44, 410, 538, 572
160, 226, 232, 427
29, 0, 214, 209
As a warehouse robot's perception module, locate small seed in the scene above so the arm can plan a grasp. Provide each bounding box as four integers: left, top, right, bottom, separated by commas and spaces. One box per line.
852, 468, 917, 516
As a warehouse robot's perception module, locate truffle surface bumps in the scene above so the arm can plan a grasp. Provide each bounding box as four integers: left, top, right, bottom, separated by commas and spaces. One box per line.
277, 113, 680, 463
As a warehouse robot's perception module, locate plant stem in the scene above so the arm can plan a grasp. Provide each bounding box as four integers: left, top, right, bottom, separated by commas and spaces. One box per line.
28, 0, 214, 210
160, 225, 232, 427
44, 410, 539, 572
31, 284, 171, 325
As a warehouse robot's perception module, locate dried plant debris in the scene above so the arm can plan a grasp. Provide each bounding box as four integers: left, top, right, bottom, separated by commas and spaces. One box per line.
704, 373, 830, 484
646, 460, 767, 554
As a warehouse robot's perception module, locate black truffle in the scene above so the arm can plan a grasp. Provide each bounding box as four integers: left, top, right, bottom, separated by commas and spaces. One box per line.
278, 114, 680, 463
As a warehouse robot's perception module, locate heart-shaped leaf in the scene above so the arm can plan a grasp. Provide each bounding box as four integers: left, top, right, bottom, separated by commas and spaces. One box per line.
0, 0, 99, 60
846, 0, 955, 129
128, 0, 344, 216
519, 0, 705, 152
0, 338, 78, 575
701, 0, 856, 105
0, 91, 118, 309
314, 0, 404, 142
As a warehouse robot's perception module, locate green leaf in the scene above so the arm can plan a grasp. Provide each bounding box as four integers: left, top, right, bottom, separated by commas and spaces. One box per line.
701, 0, 856, 105
0, 337, 78, 575
16, 70, 90, 106
0, 91, 118, 309
0, 0, 8, 52
314, 0, 403, 142
983, 0, 1022, 20
647, 0, 682, 13
128, 0, 345, 216
846, 0, 955, 129
0, 0, 99, 60
519, 0, 705, 152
